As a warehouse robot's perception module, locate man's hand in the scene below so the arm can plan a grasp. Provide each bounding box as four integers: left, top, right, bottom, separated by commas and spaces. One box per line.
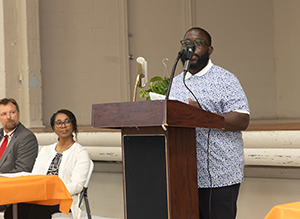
221, 112, 249, 131
188, 98, 202, 109
187, 98, 249, 131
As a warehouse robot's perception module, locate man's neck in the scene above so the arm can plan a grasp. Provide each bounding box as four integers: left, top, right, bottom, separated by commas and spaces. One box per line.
189, 60, 210, 75
190, 67, 204, 75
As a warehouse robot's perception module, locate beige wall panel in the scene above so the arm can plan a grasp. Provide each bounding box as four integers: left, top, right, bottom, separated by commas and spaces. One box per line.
39, 0, 300, 124
1, 0, 19, 99
237, 177, 300, 219
127, 0, 190, 101
0, 4, 4, 96
274, 1, 300, 119
0, 0, 43, 127
89, 171, 124, 218
192, 0, 277, 120
39, 0, 130, 126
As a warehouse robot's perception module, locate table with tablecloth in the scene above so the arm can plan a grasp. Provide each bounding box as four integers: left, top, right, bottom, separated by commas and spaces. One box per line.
0, 174, 72, 215
264, 202, 300, 219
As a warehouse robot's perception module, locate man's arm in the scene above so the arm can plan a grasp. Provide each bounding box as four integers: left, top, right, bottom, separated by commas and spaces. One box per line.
188, 98, 250, 131
220, 111, 249, 131
12, 133, 38, 173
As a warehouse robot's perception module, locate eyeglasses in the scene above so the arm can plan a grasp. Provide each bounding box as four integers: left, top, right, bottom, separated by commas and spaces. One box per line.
0, 110, 17, 118
180, 39, 209, 47
55, 119, 71, 128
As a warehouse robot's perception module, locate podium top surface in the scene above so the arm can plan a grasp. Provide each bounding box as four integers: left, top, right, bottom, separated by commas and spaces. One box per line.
92, 100, 224, 129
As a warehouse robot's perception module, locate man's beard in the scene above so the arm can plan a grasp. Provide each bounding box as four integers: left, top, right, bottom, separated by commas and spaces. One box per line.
4, 120, 18, 131
181, 50, 210, 72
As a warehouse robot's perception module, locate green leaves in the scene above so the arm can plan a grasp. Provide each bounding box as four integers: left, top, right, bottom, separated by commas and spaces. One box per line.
139, 76, 170, 100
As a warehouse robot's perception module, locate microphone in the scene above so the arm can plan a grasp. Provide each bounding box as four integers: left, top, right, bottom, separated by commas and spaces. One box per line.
183, 42, 196, 73
178, 48, 186, 58
165, 48, 187, 99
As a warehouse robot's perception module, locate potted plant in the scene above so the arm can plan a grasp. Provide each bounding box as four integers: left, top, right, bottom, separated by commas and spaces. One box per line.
139, 76, 170, 100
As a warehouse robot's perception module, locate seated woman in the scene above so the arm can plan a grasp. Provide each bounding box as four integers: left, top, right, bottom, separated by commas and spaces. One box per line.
5, 109, 90, 219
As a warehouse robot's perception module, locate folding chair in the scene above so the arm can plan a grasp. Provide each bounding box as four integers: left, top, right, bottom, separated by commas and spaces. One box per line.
53, 159, 94, 219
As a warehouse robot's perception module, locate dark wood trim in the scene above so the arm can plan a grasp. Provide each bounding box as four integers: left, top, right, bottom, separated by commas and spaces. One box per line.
91, 100, 224, 129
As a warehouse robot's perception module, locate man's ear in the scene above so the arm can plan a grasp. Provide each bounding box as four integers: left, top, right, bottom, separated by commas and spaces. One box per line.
208, 46, 214, 55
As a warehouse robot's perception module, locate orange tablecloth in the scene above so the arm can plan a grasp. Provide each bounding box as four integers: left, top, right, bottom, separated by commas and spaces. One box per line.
264, 202, 300, 219
0, 175, 72, 214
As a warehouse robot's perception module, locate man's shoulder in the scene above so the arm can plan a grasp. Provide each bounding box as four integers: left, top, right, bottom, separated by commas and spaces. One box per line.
211, 64, 232, 73
173, 72, 184, 80
15, 123, 37, 139
17, 123, 34, 133
209, 65, 238, 79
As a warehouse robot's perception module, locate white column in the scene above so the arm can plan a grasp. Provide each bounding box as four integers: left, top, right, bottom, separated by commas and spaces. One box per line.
0, 1, 6, 97
0, 0, 43, 128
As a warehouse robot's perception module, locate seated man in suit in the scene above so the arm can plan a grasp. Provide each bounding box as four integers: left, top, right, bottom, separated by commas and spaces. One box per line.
0, 98, 39, 211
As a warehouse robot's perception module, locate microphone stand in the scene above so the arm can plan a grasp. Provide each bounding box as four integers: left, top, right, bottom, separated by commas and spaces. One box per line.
165, 49, 185, 100
182, 44, 203, 109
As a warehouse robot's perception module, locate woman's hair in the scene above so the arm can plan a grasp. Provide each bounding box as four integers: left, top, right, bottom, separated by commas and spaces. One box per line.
50, 109, 78, 140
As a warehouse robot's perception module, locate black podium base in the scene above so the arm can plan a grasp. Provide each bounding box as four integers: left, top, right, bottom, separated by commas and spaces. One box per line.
123, 135, 168, 219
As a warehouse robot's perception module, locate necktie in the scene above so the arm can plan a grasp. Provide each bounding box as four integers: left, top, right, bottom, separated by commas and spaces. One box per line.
0, 135, 8, 159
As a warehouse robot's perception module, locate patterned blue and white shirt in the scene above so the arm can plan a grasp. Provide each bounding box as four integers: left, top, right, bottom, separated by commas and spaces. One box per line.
169, 60, 250, 188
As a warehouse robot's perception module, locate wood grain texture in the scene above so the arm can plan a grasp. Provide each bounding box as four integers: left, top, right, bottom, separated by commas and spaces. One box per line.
92, 100, 225, 129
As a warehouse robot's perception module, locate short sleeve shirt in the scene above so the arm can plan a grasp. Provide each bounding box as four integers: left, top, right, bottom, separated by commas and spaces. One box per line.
169, 63, 250, 188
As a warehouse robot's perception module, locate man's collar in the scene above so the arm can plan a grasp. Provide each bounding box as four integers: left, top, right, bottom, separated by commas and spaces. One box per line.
185, 59, 213, 79
3, 129, 15, 138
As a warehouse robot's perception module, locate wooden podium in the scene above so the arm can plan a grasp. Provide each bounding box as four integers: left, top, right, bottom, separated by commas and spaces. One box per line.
92, 100, 224, 219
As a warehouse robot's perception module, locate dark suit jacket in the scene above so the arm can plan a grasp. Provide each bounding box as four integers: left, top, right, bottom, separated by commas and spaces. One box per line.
0, 123, 38, 173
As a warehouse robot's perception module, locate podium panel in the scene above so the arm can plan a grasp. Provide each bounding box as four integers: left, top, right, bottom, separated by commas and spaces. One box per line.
124, 135, 168, 219
122, 126, 199, 219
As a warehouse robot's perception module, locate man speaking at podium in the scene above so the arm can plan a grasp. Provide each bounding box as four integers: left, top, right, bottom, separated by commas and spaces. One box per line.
169, 27, 250, 219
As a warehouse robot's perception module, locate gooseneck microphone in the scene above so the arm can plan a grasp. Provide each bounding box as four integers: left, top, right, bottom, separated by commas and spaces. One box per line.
165, 48, 186, 100
183, 42, 196, 73
182, 42, 202, 109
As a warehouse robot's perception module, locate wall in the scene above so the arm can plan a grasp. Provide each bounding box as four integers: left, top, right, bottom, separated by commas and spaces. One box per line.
127, 0, 190, 102
273, 1, 300, 118
39, 0, 130, 126
192, 0, 277, 120
127, 0, 300, 120
238, 177, 300, 219
0, 0, 299, 127
0, 0, 43, 128
40, 0, 292, 125
239, 130, 300, 218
